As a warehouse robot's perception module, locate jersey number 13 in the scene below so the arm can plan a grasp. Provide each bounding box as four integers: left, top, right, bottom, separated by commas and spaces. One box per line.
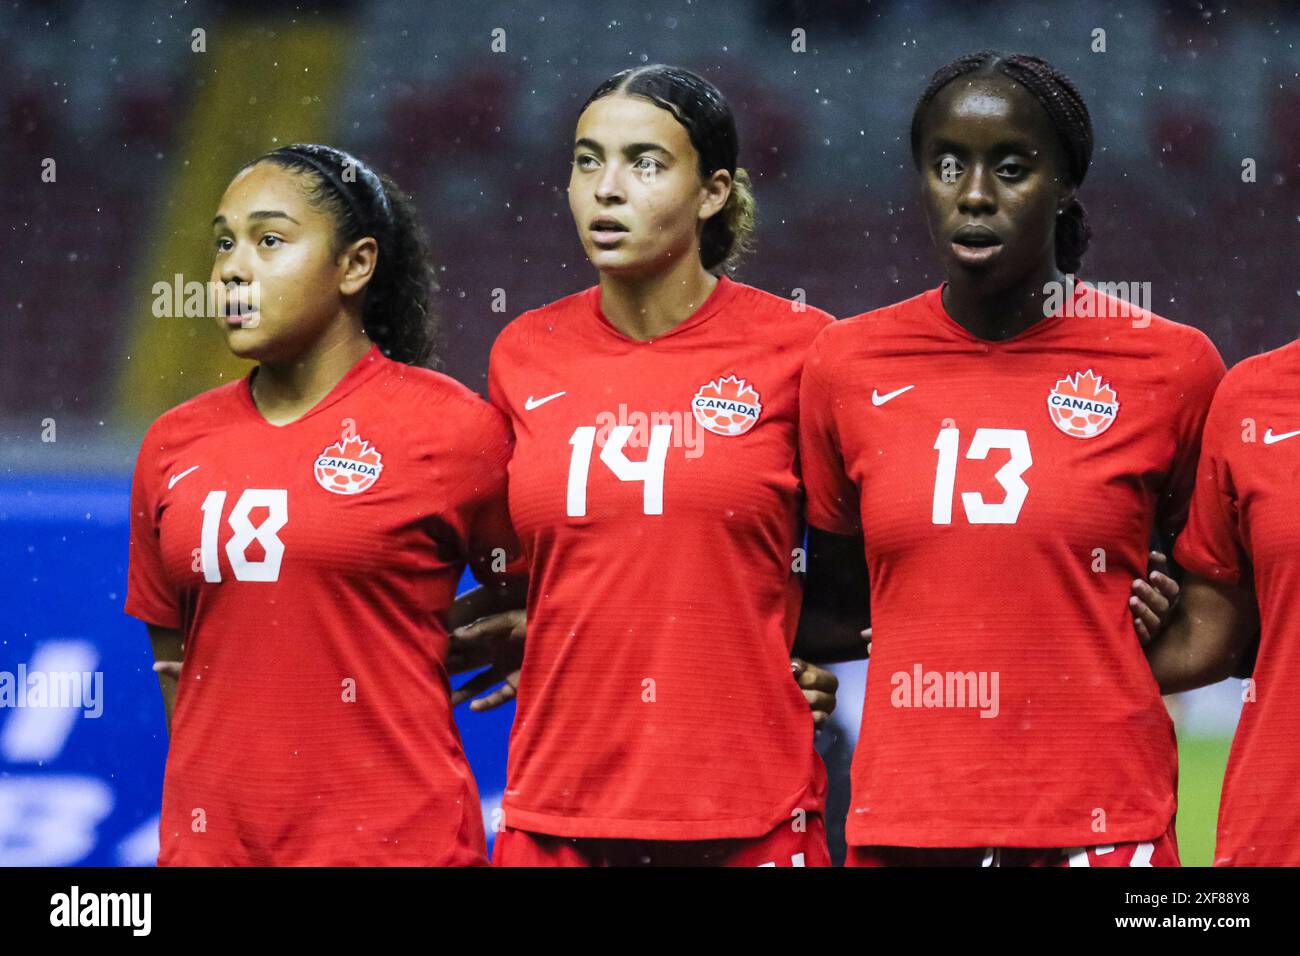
931, 427, 1032, 525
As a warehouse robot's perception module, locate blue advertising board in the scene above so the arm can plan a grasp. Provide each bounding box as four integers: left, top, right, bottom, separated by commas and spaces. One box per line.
0, 475, 512, 865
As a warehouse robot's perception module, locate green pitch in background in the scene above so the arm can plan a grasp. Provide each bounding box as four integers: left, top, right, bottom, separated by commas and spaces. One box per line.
1178, 737, 1232, 867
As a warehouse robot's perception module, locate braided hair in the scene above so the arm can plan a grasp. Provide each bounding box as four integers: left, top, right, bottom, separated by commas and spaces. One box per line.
581, 65, 756, 275
244, 144, 439, 367
910, 51, 1094, 274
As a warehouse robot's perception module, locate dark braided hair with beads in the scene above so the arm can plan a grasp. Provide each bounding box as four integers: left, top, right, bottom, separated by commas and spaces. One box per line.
909, 51, 1095, 274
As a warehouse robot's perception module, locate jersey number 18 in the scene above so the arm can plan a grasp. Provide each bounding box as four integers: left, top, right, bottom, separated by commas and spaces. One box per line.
198, 489, 288, 582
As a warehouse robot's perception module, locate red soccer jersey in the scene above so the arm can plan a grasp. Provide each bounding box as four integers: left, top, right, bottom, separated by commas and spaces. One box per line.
488, 275, 832, 840
126, 345, 518, 865
800, 282, 1225, 848
1174, 340, 1300, 866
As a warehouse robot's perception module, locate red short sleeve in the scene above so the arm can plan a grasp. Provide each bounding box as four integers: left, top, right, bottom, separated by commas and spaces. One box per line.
1174, 384, 1246, 584
486, 326, 512, 418
124, 418, 182, 629
448, 398, 525, 585
1157, 330, 1227, 538
798, 326, 862, 535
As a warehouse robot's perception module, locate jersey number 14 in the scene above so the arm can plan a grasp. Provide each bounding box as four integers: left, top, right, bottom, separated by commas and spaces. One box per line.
567, 425, 671, 517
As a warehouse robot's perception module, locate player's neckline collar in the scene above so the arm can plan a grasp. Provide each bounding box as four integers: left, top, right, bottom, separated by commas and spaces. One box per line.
239, 344, 386, 429
925, 281, 1090, 345
586, 274, 737, 345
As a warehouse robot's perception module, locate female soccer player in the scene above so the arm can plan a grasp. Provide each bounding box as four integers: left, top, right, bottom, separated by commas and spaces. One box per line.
798, 51, 1226, 866
1138, 341, 1298, 865
133, 141, 839, 865
126, 144, 524, 865
482, 64, 858, 866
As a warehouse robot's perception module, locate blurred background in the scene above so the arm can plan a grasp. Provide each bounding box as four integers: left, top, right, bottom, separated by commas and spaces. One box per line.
1, 0, 1296, 866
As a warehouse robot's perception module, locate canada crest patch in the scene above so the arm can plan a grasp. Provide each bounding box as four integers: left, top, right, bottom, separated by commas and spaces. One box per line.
315, 431, 384, 494
1047, 369, 1119, 439
692, 375, 763, 437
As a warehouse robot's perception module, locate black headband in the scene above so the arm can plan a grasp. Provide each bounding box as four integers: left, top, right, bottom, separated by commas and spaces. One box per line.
278, 145, 393, 236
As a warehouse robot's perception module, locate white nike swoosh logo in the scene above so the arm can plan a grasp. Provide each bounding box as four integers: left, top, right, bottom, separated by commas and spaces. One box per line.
871, 385, 915, 406
168, 465, 200, 489
1263, 428, 1300, 445
524, 391, 566, 411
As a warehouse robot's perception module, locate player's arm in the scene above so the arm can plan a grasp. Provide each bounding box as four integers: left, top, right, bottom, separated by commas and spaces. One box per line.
795, 331, 870, 665
446, 534, 528, 708
792, 525, 871, 665
446, 571, 527, 705
1136, 332, 1240, 689
1141, 571, 1259, 694
146, 624, 184, 736
444, 396, 529, 704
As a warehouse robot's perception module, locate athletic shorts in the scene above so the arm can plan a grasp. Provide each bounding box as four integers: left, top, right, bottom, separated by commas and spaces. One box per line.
492, 813, 831, 867
846, 820, 1179, 867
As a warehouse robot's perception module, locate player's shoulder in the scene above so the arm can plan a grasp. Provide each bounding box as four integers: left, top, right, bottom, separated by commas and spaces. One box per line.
1212, 339, 1300, 406
1127, 310, 1217, 358
724, 278, 834, 339
379, 358, 478, 403
829, 286, 933, 334
143, 379, 247, 445
493, 287, 592, 359
377, 359, 505, 433
1225, 338, 1300, 385
1082, 282, 1220, 360
808, 288, 932, 366
1147, 318, 1225, 398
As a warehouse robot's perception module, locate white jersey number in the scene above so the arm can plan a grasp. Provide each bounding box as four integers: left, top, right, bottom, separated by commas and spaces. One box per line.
567, 425, 671, 517
199, 489, 288, 582
931, 427, 1031, 525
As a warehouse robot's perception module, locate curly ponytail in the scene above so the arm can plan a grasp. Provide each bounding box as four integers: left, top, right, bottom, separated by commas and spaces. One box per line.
702, 166, 757, 273
360, 171, 440, 367
246, 144, 439, 367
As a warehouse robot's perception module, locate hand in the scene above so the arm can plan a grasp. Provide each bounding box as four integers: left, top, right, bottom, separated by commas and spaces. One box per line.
1130, 550, 1181, 646
152, 660, 183, 680
449, 609, 525, 711
862, 626, 872, 658
791, 657, 838, 728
